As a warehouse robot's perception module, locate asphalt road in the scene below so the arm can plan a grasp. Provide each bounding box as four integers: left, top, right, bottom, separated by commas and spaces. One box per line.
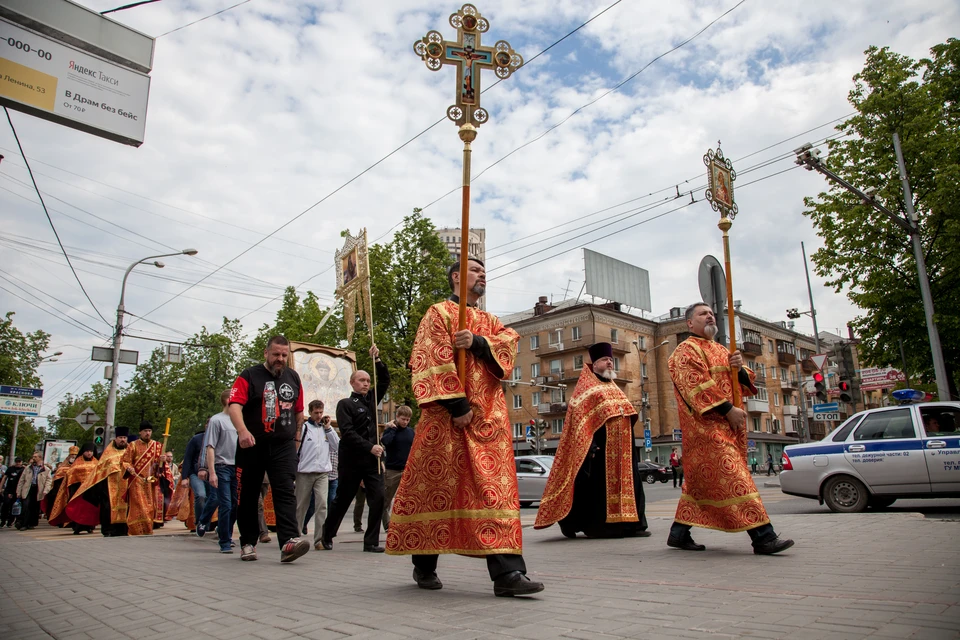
519, 475, 960, 520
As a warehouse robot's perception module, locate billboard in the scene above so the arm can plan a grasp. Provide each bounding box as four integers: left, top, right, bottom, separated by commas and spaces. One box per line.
860, 367, 906, 391
0, 0, 154, 146
583, 249, 651, 311
0, 395, 41, 416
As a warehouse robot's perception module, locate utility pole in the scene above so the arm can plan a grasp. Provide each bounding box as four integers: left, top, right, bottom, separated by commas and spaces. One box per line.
801, 242, 821, 354
796, 139, 949, 400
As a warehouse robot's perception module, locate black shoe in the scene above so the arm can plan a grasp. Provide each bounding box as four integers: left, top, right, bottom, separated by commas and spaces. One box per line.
319, 539, 333, 550
413, 567, 443, 590
493, 571, 545, 597
667, 535, 706, 551
354, 526, 364, 532
753, 535, 795, 555
629, 529, 653, 538
363, 545, 385, 553
559, 523, 577, 539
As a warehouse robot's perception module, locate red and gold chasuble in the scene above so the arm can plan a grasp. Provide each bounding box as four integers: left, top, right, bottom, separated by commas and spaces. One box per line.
42, 462, 72, 520
535, 366, 638, 529
123, 439, 162, 536
386, 300, 522, 557
669, 336, 769, 532
66, 443, 129, 527
48, 457, 97, 526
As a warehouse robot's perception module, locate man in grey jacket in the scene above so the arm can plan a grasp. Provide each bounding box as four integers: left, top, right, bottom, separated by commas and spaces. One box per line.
295, 399, 339, 550
16, 452, 52, 530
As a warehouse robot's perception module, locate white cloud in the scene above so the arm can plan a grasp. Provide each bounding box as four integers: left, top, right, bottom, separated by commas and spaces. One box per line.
2, 0, 958, 411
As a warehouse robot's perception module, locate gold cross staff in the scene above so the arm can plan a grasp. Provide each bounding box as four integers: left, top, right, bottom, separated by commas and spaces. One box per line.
413, 3, 522, 384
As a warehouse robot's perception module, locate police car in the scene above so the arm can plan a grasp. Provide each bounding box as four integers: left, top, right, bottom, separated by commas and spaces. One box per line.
780, 392, 960, 512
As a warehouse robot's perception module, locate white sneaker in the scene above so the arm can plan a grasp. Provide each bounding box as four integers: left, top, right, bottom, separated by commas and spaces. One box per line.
241, 544, 257, 561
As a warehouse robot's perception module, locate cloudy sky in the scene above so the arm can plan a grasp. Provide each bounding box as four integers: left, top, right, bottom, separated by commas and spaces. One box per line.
2, 0, 957, 419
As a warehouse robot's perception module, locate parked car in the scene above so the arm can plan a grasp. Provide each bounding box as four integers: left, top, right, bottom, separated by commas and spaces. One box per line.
515, 455, 553, 507
780, 401, 960, 512
636, 461, 672, 484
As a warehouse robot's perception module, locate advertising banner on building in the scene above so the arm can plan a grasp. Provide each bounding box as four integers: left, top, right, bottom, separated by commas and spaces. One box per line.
859, 367, 906, 391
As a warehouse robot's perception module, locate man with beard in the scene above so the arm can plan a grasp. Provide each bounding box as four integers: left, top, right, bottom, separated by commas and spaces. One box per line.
49, 443, 98, 533
122, 421, 163, 535
229, 335, 308, 563
42, 446, 78, 526
67, 428, 131, 536
666, 303, 793, 555
385, 258, 544, 597
534, 342, 649, 539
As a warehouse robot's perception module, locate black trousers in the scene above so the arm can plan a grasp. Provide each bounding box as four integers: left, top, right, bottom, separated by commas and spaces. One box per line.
1, 493, 17, 525
17, 485, 40, 528
412, 553, 526, 581
237, 438, 298, 549
323, 456, 383, 548
98, 481, 127, 536
670, 521, 776, 545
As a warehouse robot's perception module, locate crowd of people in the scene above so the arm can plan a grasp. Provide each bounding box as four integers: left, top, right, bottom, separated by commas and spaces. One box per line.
1, 259, 793, 597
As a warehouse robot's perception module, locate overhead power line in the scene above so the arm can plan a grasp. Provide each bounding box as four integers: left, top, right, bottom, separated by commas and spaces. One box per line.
3, 108, 111, 327
158, 0, 253, 38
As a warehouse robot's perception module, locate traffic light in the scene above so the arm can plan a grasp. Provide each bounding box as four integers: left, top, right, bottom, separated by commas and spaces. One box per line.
838, 380, 853, 403
94, 426, 105, 446
813, 372, 827, 403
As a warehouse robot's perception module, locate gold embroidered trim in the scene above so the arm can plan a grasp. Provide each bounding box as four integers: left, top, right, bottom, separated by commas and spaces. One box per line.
680, 492, 762, 508
389, 508, 521, 524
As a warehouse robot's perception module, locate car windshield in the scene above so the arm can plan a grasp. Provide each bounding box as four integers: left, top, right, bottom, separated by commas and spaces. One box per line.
536, 457, 553, 469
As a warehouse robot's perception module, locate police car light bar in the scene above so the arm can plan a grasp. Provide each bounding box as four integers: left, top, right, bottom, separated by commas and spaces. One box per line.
891, 389, 925, 404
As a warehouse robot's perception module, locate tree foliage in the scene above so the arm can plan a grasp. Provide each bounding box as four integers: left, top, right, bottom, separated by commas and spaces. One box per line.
802, 39, 960, 395
0, 312, 51, 459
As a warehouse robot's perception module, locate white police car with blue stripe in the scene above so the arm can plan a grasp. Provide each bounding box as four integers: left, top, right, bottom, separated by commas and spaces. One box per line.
780, 396, 960, 512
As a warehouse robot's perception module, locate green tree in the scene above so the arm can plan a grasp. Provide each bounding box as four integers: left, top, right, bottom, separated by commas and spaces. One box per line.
363, 209, 452, 409
0, 312, 52, 460
802, 39, 960, 396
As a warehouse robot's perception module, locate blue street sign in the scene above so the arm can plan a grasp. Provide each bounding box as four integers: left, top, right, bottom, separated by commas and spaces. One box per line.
813, 402, 840, 413
525, 425, 533, 440
643, 428, 651, 439
644, 436, 652, 448
747, 439, 756, 448
0, 385, 42, 398
672, 428, 682, 441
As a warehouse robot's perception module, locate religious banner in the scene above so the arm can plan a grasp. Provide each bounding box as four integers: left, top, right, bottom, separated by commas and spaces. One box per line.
704, 141, 738, 218
335, 229, 372, 343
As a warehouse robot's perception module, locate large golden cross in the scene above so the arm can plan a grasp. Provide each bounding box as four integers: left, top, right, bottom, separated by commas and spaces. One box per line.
414, 3, 522, 128
414, 4, 522, 384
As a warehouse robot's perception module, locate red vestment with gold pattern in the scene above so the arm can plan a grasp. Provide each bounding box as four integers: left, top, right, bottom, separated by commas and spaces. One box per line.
48, 456, 97, 526
668, 336, 769, 532
123, 439, 162, 535
534, 365, 640, 530
385, 300, 522, 557
66, 443, 129, 527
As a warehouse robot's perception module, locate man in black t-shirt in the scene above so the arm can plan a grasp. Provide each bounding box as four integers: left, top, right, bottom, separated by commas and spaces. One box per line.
228, 335, 307, 563
1, 457, 25, 527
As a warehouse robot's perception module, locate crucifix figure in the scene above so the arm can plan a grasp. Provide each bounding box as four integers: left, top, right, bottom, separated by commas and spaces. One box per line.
413, 3, 523, 384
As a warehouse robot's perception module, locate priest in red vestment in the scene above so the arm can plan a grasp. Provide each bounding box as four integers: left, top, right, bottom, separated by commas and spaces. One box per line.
66, 427, 131, 536
385, 258, 544, 598
534, 342, 648, 538
667, 303, 793, 554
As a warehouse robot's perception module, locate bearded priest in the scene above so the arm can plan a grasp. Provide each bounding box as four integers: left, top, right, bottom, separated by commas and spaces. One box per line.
534, 342, 649, 539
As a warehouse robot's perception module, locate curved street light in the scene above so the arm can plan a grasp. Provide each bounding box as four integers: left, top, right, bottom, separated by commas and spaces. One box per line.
104, 249, 198, 439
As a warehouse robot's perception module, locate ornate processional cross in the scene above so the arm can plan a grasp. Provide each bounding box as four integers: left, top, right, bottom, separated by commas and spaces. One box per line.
413, 4, 522, 384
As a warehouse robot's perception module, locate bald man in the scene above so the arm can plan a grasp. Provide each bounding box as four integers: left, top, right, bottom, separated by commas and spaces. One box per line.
320, 345, 390, 552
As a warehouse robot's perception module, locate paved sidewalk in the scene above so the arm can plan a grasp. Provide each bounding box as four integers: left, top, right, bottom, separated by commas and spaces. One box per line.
1, 497, 958, 639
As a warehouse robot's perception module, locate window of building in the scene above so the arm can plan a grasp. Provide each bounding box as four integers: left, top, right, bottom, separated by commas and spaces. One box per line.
752, 417, 761, 431
531, 363, 540, 378
571, 326, 581, 341
552, 418, 564, 434
532, 391, 541, 407
513, 395, 522, 409
573, 355, 583, 370
780, 367, 788, 381
774, 393, 779, 407
513, 423, 523, 439
638, 336, 646, 349
512, 366, 521, 381
611, 328, 619, 343
548, 330, 561, 346
613, 357, 620, 371
516, 341, 520, 354
768, 339, 774, 353
530, 335, 539, 350
765, 418, 772, 432
550, 359, 562, 374
754, 386, 769, 401
551, 387, 565, 403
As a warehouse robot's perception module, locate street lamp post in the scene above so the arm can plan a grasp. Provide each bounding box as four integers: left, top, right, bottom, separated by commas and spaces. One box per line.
104, 249, 198, 441
7, 352, 61, 466
795, 139, 950, 400
637, 339, 670, 457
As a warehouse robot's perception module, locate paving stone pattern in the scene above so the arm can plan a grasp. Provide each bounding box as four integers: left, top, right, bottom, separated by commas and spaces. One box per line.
0, 508, 958, 639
